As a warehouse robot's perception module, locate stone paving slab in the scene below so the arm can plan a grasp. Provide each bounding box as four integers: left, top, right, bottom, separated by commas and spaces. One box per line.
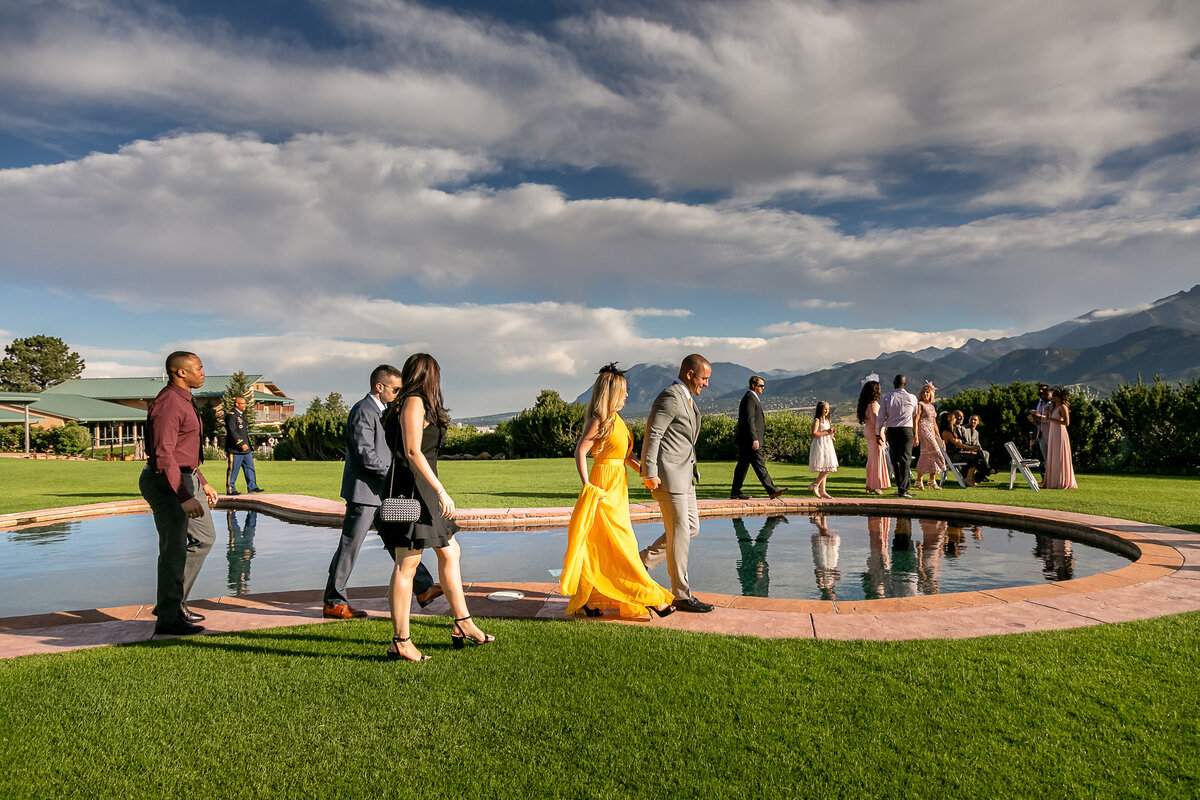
3, 496, 1200, 660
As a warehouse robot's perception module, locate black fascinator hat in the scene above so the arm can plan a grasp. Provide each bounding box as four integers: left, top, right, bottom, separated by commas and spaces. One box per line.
598, 362, 626, 378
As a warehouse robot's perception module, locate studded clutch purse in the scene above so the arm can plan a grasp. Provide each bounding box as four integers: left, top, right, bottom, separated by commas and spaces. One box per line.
379, 496, 420, 523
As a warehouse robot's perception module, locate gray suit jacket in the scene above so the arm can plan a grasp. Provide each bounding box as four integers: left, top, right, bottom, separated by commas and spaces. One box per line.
641, 382, 700, 494
340, 394, 391, 506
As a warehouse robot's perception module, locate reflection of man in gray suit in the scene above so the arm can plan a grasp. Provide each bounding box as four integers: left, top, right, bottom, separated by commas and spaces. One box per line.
323, 364, 439, 619
640, 354, 714, 613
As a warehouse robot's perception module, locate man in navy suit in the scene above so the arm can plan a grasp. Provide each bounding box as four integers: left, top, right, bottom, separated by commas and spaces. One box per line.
323, 364, 440, 619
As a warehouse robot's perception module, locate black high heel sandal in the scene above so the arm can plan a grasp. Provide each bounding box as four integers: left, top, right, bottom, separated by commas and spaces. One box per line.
451, 616, 496, 649
582, 605, 603, 618
648, 605, 676, 618
386, 636, 431, 662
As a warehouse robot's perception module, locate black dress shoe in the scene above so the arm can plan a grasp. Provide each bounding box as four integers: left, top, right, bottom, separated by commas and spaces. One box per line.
249, 488, 265, 493
181, 604, 205, 622
154, 619, 205, 636
730, 493, 751, 500
674, 597, 714, 613
227, 489, 241, 496
899, 491, 917, 499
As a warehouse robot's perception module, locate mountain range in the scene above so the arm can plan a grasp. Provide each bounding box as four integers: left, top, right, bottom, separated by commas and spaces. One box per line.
455, 284, 1200, 424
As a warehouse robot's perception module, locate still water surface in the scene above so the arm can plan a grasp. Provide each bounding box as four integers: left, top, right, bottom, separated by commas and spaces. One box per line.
0, 511, 1132, 617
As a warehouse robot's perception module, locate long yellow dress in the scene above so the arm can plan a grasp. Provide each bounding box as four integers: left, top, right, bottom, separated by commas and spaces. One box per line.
560, 415, 674, 617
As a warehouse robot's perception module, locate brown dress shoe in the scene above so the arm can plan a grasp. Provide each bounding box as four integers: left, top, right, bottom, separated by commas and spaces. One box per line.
730, 493, 751, 500
415, 585, 444, 609
323, 603, 367, 619
769, 488, 789, 500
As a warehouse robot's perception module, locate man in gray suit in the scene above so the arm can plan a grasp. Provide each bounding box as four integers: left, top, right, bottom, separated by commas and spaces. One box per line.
640, 354, 714, 613
323, 364, 440, 619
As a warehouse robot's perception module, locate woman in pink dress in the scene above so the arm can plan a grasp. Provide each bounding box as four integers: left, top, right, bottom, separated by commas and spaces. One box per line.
914, 381, 945, 490
856, 377, 890, 495
1037, 386, 1078, 489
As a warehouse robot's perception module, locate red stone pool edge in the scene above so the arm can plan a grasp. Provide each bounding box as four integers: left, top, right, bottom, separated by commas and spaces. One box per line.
2, 493, 1198, 659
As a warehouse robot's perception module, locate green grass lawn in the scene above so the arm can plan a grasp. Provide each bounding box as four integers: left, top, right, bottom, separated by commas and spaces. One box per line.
2, 458, 1198, 797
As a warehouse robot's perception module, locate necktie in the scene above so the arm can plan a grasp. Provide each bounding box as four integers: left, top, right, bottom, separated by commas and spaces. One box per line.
191, 397, 204, 464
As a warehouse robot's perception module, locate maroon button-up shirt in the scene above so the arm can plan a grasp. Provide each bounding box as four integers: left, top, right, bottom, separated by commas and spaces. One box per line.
145, 383, 207, 502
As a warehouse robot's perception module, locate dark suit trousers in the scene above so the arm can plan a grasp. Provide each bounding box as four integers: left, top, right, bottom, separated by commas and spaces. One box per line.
140, 468, 215, 626
731, 445, 779, 495
325, 502, 432, 606
885, 427, 915, 495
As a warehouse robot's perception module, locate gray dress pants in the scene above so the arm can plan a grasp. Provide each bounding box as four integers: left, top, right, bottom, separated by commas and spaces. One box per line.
139, 468, 215, 626
642, 486, 700, 601
325, 502, 432, 606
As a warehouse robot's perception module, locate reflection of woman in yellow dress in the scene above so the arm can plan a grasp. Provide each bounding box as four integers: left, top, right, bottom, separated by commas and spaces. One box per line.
560, 365, 675, 619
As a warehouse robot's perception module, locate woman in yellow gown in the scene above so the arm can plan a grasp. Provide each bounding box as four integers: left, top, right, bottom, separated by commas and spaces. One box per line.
560, 365, 675, 619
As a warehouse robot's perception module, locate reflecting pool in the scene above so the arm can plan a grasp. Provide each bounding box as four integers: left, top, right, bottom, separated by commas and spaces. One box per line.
0, 510, 1134, 617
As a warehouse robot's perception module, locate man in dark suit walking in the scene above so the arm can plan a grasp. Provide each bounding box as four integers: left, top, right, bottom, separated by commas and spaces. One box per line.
323, 364, 440, 619
224, 396, 262, 495
730, 375, 787, 500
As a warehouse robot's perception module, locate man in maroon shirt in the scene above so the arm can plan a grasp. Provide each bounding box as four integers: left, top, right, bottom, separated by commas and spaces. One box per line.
139, 351, 218, 636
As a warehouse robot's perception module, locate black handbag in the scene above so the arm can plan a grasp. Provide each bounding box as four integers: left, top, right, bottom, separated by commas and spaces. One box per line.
379, 424, 420, 524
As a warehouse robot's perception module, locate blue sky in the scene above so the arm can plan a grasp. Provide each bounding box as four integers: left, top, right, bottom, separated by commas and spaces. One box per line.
1, 0, 1198, 415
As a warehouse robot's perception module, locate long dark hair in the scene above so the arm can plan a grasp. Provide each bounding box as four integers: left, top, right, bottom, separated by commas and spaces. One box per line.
398, 352, 450, 426
856, 381, 881, 424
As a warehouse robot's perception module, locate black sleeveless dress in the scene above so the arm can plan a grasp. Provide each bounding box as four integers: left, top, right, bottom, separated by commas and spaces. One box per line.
376, 399, 459, 552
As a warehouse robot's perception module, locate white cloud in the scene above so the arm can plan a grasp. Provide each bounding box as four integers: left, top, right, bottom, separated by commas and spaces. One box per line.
790, 299, 854, 310
3, 0, 1198, 199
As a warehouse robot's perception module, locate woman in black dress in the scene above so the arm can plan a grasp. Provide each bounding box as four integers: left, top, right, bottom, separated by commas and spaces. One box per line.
379, 353, 495, 662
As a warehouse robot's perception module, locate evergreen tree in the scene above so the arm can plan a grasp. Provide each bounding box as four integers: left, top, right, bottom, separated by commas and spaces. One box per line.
0, 335, 85, 391
221, 371, 257, 430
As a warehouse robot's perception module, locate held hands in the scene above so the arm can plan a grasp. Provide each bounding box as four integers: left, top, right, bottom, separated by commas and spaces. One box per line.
643, 477, 661, 491
752, 440, 759, 450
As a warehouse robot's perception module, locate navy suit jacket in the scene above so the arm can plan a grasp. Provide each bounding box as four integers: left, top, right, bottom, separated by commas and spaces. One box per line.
735, 390, 764, 450
340, 394, 391, 506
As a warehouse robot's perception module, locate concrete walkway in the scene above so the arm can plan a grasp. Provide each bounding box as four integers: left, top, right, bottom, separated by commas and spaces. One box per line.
2, 494, 1199, 659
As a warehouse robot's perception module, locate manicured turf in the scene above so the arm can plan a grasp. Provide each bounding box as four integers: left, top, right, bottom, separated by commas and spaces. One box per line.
2, 458, 1199, 795
2, 458, 1197, 535
1, 611, 1197, 798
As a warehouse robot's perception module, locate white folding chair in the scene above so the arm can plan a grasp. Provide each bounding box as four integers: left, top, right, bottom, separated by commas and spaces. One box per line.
1004, 441, 1040, 492
938, 440, 970, 488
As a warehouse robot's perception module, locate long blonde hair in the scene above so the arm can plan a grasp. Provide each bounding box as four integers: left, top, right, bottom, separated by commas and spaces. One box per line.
585, 366, 627, 451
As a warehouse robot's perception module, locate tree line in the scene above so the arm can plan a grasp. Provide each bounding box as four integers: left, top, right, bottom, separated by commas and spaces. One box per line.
271, 377, 1199, 475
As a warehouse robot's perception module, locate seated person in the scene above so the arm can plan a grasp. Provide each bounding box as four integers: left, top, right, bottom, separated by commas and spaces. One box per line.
939, 412, 990, 486
961, 414, 991, 474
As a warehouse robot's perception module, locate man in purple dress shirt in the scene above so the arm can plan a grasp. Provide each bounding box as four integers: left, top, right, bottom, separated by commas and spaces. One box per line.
139, 351, 218, 636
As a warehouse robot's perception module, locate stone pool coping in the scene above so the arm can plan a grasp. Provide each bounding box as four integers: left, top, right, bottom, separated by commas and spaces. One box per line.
2, 493, 1198, 659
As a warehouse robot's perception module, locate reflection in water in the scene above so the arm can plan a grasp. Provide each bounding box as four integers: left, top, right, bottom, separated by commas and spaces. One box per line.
888, 517, 920, 597
226, 511, 258, 595
733, 516, 786, 597
7, 522, 74, 546
861, 516, 891, 599
1034, 535, 1075, 581
916, 519, 947, 594
809, 514, 841, 601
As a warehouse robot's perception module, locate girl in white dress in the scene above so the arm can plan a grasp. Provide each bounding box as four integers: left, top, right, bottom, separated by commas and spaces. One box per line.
808, 401, 839, 499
